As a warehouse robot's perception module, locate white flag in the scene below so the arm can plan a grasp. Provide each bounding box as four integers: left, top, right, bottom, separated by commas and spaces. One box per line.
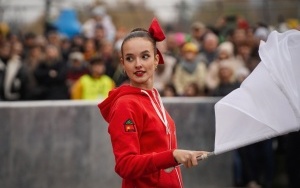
214, 30, 300, 155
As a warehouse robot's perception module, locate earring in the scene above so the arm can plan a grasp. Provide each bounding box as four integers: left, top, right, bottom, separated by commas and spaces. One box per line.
155, 65, 158, 69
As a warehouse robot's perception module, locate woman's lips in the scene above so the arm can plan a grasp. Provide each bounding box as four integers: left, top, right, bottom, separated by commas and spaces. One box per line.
134, 71, 145, 77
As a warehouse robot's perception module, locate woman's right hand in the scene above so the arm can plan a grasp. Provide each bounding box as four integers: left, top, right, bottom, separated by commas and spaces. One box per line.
173, 149, 209, 168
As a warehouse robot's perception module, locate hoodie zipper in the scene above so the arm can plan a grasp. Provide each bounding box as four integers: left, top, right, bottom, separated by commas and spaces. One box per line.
141, 89, 183, 188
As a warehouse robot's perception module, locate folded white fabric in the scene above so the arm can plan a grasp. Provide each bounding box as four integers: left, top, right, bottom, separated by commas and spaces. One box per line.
214, 30, 300, 155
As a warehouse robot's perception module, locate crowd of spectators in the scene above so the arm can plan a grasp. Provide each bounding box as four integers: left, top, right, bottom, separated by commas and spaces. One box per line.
1, 5, 290, 101
0, 5, 299, 188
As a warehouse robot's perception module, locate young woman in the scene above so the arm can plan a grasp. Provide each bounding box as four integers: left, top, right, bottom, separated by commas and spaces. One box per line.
98, 18, 208, 188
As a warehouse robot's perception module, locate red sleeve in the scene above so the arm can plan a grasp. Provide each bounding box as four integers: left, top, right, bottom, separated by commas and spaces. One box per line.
108, 97, 178, 179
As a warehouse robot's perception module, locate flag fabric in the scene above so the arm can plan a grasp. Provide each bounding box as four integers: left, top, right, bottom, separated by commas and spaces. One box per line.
213, 30, 300, 155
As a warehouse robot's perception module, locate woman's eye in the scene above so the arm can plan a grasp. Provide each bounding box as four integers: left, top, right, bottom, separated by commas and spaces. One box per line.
125, 57, 133, 62
142, 54, 150, 59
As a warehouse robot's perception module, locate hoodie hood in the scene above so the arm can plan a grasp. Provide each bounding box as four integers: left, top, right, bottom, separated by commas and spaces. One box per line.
98, 85, 148, 123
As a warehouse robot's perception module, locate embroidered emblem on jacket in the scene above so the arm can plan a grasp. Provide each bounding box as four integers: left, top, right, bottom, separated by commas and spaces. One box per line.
124, 119, 136, 132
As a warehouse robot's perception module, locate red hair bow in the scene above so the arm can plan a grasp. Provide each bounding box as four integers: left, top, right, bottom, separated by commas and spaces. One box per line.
148, 18, 165, 64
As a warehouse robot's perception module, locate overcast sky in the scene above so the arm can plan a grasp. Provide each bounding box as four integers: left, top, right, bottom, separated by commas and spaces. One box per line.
2, 0, 199, 23
2, 0, 264, 24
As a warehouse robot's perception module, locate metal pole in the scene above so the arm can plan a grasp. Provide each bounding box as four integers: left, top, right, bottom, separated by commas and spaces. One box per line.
298, 0, 300, 20
44, 0, 51, 34
263, 0, 270, 24
0, 0, 4, 22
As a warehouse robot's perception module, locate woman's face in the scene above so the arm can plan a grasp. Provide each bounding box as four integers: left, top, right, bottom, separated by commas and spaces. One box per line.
121, 37, 158, 90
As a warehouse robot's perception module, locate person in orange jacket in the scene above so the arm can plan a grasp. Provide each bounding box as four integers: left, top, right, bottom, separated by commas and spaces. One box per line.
98, 18, 208, 188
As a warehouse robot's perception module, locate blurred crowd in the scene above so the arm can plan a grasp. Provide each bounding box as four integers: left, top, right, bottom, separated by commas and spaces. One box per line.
0, 5, 299, 188
2, 6, 299, 101
1, 4, 300, 101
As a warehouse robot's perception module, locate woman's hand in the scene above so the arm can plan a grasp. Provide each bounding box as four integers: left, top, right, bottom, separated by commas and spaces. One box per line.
173, 149, 209, 168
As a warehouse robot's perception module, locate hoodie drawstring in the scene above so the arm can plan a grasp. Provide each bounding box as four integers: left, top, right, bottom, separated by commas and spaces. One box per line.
141, 89, 170, 134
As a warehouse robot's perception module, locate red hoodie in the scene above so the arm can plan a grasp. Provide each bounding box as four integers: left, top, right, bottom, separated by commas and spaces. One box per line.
98, 85, 183, 188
